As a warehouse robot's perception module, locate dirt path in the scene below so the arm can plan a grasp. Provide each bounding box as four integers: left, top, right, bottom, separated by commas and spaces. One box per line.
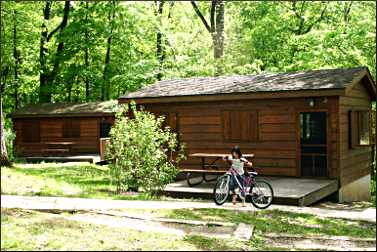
1, 195, 375, 223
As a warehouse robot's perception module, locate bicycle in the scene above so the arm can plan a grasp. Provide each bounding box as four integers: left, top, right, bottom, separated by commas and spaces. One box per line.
213, 167, 274, 209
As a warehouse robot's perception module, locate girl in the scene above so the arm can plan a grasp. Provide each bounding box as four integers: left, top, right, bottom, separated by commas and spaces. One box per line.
223, 146, 253, 206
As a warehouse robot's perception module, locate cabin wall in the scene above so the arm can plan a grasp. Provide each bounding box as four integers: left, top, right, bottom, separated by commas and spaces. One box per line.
13, 116, 115, 156
338, 80, 372, 202
137, 97, 339, 178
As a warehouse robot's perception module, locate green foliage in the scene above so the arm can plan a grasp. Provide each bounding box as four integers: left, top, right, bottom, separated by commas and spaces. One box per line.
4, 121, 15, 161
106, 102, 185, 194
1, 1, 375, 115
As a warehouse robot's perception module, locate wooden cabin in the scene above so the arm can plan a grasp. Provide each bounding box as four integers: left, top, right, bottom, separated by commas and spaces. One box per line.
11, 100, 118, 159
119, 66, 376, 202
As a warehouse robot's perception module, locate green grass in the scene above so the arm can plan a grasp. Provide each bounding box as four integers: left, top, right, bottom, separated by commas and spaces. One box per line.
123, 208, 376, 239
0, 208, 247, 251
2, 207, 374, 251
1, 163, 157, 200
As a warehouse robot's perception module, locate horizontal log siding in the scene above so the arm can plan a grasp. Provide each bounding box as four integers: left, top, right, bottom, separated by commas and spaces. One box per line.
143, 97, 338, 177
13, 117, 114, 156
338, 81, 372, 186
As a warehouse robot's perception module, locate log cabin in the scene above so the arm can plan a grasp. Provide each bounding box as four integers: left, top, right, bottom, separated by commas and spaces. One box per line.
119, 66, 376, 202
11, 100, 118, 159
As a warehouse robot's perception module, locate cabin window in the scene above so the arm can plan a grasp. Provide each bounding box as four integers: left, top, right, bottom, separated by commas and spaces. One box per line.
100, 119, 112, 138
63, 118, 80, 138
22, 120, 40, 142
349, 110, 370, 148
358, 111, 370, 145
222, 110, 258, 142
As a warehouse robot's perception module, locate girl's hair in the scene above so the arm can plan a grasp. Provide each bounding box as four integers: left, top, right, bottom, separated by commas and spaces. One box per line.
231, 145, 242, 158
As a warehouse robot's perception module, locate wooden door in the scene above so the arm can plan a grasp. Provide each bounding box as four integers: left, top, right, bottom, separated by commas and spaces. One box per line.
300, 112, 327, 177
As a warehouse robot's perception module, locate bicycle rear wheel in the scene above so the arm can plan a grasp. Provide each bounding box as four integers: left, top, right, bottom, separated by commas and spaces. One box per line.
213, 175, 230, 205
250, 179, 273, 209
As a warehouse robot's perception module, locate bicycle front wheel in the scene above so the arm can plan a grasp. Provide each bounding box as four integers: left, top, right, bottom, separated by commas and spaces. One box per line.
250, 179, 273, 209
213, 175, 230, 205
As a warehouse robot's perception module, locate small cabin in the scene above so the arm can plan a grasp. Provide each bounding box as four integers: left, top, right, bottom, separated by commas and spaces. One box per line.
11, 100, 118, 159
119, 66, 376, 202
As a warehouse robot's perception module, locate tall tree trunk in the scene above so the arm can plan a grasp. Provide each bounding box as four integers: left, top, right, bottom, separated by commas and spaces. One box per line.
13, 9, 20, 109
156, 0, 165, 81
102, 0, 115, 101
0, 90, 10, 167
213, 0, 224, 76
85, 1, 90, 100
0, 70, 10, 166
39, 0, 70, 103
39, 0, 52, 103
191, 0, 225, 76
0, 0, 10, 166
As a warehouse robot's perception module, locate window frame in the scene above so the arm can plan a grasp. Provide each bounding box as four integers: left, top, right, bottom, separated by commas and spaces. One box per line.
348, 109, 372, 148
357, 110, 371, 146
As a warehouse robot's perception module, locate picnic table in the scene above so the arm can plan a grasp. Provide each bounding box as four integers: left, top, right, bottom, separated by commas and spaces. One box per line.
183, 153, 254, 187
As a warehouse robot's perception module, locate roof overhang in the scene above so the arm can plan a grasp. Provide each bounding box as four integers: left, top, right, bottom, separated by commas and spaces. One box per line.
119, 88, 346, 105
11, 112, 115, 119
344, 68, 376, 100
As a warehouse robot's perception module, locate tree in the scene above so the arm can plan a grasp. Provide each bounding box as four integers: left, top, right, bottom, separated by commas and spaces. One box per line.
39, 0, 71, 103
12, 8, 20, 109
0, 65, 10, 167
191, 0, 225, 76
101, 0, 116, 101
84, 1, 90, 100
156, 0, 165, 81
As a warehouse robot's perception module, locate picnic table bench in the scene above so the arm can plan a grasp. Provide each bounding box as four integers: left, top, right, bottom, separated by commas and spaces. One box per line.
182, 153, 254, 187
41, 142, 74, 155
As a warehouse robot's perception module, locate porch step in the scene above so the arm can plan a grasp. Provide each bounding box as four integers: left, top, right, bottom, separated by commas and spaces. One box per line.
19, 155, 100, 164
163, 176, 339, 206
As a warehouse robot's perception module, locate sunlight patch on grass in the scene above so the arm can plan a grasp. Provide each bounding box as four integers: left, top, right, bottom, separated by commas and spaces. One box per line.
1, 163, 157, 200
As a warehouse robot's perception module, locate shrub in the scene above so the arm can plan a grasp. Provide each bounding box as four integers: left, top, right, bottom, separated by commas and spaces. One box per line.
106, 102, 185, 194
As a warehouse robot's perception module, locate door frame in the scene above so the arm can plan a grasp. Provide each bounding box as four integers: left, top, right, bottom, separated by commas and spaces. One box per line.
296, 109, 330, 178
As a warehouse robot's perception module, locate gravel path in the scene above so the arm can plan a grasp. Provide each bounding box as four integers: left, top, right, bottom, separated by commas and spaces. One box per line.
1, 195, 375, 223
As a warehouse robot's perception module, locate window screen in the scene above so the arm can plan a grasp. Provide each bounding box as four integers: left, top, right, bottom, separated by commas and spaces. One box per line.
358, 111, 370, 146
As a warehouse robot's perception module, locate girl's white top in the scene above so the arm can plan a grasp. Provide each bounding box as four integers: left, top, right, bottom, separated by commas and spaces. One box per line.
228, 157, 248, 175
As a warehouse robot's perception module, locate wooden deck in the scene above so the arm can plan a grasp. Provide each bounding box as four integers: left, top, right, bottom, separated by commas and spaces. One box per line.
18, 154, 101, 164
163, 176, 339, 206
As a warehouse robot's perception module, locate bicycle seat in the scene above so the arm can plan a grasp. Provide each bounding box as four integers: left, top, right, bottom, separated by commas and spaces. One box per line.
248, 172, 258, 176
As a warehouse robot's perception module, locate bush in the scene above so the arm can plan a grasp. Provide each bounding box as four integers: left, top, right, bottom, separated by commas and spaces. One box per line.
106, 102, 185, 194
3, 118, 15, 162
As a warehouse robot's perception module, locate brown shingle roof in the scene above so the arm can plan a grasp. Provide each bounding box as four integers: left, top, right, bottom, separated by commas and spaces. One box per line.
121, 66, 370, 99
12, 100, 119, 118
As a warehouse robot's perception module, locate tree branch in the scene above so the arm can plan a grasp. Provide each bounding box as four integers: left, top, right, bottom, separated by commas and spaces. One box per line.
191, 1, 211, 33
210, 0, 216, 33
302, 2, 328, 34
47, 1, 70, 42
48, 1, 70, 84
